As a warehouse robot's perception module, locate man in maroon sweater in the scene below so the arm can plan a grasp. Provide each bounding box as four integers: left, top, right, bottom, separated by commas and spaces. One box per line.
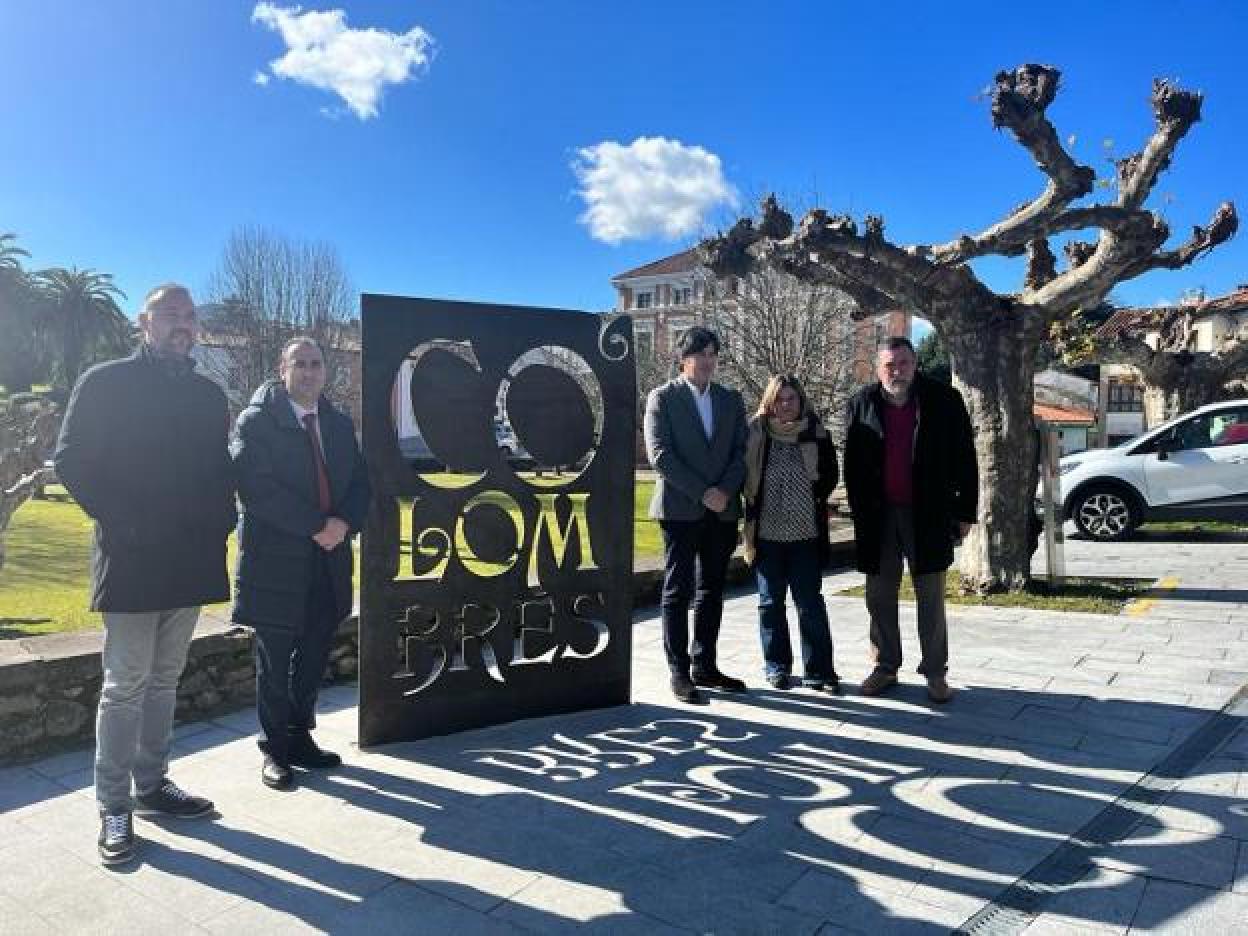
843, 337, 978, 703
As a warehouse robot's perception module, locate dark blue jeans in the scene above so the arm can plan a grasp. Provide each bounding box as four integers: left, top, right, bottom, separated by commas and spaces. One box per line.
755, 538, 836, 683
254, 551, 338, 765
659, 513, 739, 675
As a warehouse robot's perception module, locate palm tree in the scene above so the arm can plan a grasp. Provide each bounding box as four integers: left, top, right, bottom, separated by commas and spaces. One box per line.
0, 233, 45, 394
34, 267, 133, 390
0, 232, 29, 271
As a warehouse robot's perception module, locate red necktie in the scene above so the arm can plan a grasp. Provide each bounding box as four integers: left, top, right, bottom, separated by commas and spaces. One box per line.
302, 413, 332, 512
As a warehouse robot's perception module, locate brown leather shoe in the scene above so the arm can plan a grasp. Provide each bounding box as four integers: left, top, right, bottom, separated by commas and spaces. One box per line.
926, 676, 953, 704
859, 669, 898, 696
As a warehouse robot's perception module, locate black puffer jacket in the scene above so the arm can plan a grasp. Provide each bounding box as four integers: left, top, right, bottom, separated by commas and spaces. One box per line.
844, 374, 978, 575
54, 347, 236, 612
230, 380, 370, 634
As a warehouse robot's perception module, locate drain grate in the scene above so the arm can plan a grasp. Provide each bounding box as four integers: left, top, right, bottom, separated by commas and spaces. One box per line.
954, 685, 1248, 935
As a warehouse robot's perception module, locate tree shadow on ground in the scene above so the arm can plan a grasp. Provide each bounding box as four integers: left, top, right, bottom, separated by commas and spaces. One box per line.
1144, 586, 1248, 604
0, 618, 52, 638
1068, 528, 1248, 545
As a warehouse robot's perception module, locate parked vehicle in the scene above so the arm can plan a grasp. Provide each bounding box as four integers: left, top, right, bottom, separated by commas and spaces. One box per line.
494, 420, 528, 460
1055, 399, 1248, 541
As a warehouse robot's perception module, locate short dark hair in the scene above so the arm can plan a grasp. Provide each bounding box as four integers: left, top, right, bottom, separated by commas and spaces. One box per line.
677, 326, 720, 358
876, 335, 916, 357
281, 335, 323, 362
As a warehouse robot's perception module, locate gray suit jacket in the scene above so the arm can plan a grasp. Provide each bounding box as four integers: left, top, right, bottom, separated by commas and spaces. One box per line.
644, 378, 748, 523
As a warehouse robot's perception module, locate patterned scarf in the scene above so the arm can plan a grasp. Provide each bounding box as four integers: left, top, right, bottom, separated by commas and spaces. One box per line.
745, 413, 823, 505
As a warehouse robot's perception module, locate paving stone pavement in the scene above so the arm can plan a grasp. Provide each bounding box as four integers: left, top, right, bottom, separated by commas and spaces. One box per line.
1, 530, 1245, 934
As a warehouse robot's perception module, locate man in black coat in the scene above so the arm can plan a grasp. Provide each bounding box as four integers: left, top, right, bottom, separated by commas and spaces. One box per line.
231, 337, 370, 790
844, 336, 977, 703
54, 283, 236, 865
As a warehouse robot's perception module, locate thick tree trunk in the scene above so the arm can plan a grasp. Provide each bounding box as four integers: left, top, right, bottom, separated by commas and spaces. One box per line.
944, 315, 1038, 591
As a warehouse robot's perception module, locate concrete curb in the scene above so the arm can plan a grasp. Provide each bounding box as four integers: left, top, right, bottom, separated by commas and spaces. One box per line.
0, 535, 859, 765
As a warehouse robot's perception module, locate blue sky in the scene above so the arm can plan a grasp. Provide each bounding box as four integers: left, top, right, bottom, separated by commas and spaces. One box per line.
3, 1, 1245, 320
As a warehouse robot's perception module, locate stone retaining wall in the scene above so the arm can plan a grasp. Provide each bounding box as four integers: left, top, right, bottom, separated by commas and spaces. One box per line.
0, 540, 855, 764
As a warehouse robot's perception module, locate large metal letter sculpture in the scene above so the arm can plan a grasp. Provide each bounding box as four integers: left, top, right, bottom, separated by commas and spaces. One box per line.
359, 295, 636, 744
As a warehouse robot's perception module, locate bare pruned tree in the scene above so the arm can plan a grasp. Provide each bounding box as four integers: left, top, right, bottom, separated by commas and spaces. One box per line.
201, 227, 357, 413
1056, 304, 1248, 419
702, 267, 859, 435
701, 65, 1237, 591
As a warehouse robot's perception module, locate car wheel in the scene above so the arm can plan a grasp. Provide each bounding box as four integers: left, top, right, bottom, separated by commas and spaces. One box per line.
1072, 486, 1138, 541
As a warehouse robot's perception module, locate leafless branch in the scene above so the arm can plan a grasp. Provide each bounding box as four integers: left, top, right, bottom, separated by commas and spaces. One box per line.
931, 65, 1094, 265
1134, 202, 1239, 273
203, 227, 356, 412
1117, 80, 1203, 210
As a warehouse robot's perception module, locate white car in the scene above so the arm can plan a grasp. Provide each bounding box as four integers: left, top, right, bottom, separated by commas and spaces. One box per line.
1056, 398, 1248, 541
494, 421, 530, 462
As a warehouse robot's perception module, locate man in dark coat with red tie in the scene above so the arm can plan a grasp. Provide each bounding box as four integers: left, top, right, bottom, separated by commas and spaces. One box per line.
231, 337, 370, 790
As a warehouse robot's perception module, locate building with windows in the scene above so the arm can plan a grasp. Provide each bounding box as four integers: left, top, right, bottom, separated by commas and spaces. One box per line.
610, 248, 911, 384
1093, 285, 1248, 442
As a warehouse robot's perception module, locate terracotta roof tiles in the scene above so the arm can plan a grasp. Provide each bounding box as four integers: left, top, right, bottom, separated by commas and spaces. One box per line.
1034, 402, 1096, 425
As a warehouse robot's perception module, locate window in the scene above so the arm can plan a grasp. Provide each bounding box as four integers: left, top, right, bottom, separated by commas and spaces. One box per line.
636, 331, 654, 360
672, 287, 692, 306
1166, 408, 1248, 452
636, 292, 652, 309
1170, 415, 1214, 452
1106, 380, 1144, 413
1211, 408, 1248, 446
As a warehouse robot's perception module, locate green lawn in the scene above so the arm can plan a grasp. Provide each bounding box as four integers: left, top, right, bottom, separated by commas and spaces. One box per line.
0, 488, 101, 637
1138, 521, 1248, 534
0, 487, 243, 638
1, 481, 662, 637
835, 569, 1152, 614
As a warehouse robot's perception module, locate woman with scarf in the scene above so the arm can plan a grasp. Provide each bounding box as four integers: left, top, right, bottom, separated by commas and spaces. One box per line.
743, 375, 840, 691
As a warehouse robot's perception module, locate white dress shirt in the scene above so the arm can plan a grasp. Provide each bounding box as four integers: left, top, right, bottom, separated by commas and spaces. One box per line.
684, 377, 714, 440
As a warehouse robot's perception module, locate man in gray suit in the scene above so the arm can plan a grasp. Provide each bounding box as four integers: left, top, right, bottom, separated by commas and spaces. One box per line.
644, 326, 749, 703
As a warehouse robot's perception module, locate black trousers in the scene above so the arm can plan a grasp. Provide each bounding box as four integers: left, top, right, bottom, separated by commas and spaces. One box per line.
254, 551, 338, 764
659, 512, 738, 675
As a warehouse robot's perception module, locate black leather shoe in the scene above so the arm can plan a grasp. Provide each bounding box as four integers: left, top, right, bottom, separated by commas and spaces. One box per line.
670, 672, 703, 704
691, 668, 747, 692
287, 736, 342, 769
98, 812, 136, 866
262, 756, 294, 790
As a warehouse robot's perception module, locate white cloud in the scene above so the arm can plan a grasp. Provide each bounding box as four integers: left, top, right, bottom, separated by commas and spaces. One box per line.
251, 3, 433, 120
253, 71, 271, 86
573, 137, 738, 244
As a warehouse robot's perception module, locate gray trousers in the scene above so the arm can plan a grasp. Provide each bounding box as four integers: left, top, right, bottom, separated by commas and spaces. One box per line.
95, 606, 200, 814
864, 506, 948, 677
